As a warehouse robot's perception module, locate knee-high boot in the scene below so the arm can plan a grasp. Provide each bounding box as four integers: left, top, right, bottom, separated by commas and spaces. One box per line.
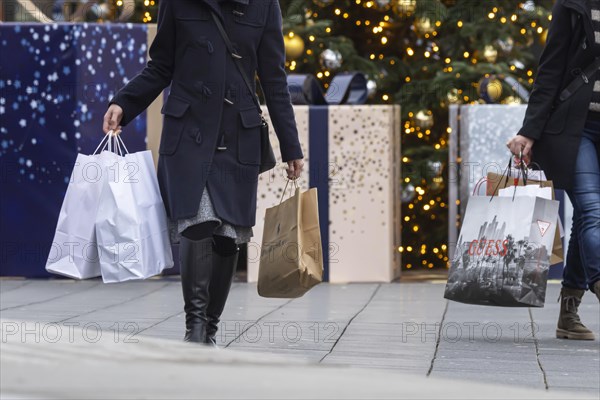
205, 247, 239, 346
179, 236, 214, 343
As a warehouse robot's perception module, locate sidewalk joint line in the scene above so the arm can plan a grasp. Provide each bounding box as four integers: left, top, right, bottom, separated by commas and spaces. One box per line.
224, 298, 296, 349
318, 283, 382, 363
426, 299, 449, 377
528, 307, 549, 390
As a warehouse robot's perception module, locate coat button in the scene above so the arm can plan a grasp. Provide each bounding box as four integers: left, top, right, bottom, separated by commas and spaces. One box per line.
194, 81, 212, 97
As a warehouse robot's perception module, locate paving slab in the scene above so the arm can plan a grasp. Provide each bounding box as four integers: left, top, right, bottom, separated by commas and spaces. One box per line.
1, 279, 599, 398
1, 321, 592, 400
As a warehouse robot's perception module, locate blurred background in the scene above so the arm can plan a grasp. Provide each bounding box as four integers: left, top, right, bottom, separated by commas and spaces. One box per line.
1, 0, 561, 280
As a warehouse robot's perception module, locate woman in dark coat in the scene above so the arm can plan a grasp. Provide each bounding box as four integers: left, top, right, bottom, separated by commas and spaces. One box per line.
508, 0, 600, 340
103, 0, 304, 345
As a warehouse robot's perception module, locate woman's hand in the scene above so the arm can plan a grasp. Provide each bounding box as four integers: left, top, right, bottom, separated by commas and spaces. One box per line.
103, 104, 124, 134
286, 159, 304, 180
506, 135, 535, 164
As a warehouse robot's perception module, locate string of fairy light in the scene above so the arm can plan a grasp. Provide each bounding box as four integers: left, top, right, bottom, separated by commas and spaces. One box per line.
281, 1, 551, 270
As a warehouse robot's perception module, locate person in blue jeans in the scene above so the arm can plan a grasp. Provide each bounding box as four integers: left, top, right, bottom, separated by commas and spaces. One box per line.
508, 0, 600, 340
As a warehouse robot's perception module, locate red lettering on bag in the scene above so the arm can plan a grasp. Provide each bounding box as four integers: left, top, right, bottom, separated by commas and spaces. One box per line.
499, 240, 509, 257
485, 240, 495, 256
468, 240, 478, 256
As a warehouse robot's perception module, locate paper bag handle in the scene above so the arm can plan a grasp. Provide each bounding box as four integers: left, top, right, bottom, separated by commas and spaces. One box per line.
279, 179, 299, 204
92, 130, 129, 156
489, 151, 530, 202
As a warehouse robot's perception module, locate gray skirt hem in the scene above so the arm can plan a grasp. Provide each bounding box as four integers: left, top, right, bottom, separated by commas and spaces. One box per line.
169, 189, 253, 245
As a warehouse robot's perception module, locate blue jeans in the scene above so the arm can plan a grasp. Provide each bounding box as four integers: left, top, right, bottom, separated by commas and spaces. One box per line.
563, 119, 600, 292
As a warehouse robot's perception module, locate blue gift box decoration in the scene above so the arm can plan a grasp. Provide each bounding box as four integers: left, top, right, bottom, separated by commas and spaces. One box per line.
1, 23, 148, 277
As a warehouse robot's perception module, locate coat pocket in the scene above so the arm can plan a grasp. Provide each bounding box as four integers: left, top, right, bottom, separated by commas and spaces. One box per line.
237, 107, 262, 165
159, 96, 191, 155
543, 98, 573, 135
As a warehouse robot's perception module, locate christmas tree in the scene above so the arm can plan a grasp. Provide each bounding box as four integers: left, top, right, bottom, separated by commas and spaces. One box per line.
278, 0, 553, 270
95, 0, 554, 271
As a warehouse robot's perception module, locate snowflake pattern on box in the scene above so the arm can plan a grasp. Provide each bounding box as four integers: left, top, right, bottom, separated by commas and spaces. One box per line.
0, 23, 148, 277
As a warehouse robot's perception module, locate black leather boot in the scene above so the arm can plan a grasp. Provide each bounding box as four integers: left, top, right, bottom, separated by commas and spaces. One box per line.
205, 246, 239, 347
179, 236, 214, 344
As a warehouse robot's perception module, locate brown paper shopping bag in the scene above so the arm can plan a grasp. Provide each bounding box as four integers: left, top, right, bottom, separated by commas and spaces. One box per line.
258, 184, 323, 298
486, 172, 564, 265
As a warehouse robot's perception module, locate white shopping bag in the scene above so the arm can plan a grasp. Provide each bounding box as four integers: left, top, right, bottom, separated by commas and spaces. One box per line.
499, 184, 553, 200
45, 137, 115, 279
508, 167, 547, 182
499, 185, 564, 237
95, 134, 173, 283
445, 195, 560, 307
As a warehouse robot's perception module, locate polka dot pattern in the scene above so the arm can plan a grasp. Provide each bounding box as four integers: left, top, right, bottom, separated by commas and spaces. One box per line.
247, 105, 402, 283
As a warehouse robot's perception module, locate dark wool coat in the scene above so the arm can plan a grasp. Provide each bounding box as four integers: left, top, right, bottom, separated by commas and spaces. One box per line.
518, 0, 600, 191
110, 0, 303, 226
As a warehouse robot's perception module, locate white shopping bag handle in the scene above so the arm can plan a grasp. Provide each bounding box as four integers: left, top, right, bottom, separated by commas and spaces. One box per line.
93, 131, 111, 155
92, 130, 129, 156
473, 178, 488, 196
115, 132, 129, 155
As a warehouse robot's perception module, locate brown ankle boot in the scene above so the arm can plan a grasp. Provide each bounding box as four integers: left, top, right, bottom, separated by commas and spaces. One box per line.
556, 287, 595, 340
592, 281, 600, 302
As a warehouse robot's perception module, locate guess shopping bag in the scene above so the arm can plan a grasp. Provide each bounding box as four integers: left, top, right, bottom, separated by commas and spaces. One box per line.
444, 195, 559, 307
487, 168, 564, 265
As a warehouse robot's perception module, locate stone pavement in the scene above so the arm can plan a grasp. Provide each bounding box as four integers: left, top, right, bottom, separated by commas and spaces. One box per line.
1, 279, 599, 399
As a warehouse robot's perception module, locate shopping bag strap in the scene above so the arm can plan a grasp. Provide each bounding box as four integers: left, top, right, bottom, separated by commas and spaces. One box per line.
92, 130, 128, 156
115, 133, 129, 155
489, 152, 529, 202
472, 177, 488, 197
279, 179, 299, 204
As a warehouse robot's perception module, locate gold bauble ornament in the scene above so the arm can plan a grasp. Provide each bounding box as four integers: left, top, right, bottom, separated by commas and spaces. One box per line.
283, 34, 305, 60
414, 17, 435, 35
487, 79, 503, 101
414, 109, 434, 129
393, 0, 417, 17
483, 45, 498, 63
502, 96, 523, 105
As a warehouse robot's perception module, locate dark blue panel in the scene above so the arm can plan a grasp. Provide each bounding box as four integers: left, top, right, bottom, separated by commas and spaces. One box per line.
308, 106, 329, 282
0, 23, 148, 277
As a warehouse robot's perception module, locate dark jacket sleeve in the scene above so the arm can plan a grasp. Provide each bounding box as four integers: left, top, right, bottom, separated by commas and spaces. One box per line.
109, 0, 175, 126
517, 1, 573, 140
256, 0, 304, 162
